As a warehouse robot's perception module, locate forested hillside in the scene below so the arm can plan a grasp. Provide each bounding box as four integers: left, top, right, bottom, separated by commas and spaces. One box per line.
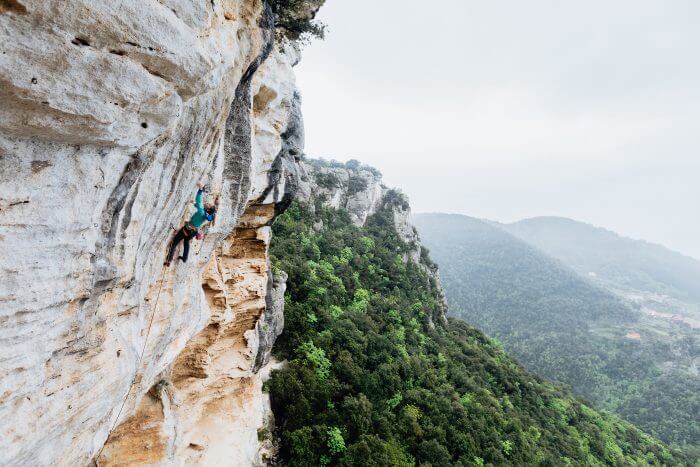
266, 196, 690, 465
415, 213, 699, 453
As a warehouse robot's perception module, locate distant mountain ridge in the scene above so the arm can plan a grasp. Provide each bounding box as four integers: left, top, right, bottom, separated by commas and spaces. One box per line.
415, 213, 700, 449
414, 214, 635, 329
502, 216, 700, 305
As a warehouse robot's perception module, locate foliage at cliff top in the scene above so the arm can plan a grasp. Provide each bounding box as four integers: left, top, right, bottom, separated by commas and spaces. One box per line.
273, 0, 327, 41
268, 201, 691, 466
306, 157, 384, 177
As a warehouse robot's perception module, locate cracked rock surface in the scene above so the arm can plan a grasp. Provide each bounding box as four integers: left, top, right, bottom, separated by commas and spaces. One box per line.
0, 1, 303, 464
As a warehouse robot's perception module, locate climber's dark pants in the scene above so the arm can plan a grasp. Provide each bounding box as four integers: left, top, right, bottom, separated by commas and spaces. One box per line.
166, 225, 196, 264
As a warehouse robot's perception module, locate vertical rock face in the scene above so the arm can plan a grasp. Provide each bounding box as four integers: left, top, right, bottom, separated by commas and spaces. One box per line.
98, 204, 282, 466
0, 1, 304, 465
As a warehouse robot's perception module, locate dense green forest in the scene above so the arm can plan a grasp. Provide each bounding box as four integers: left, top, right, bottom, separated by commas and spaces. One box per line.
415, 213, 699, 454
266, 198, 691, 465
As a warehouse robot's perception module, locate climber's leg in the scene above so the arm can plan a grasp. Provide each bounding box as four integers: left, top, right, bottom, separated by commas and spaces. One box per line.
165, 229, 185, 266
179, 237, 190, 263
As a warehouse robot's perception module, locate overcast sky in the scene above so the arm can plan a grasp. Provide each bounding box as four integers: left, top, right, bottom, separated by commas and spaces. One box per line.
295, 0, 700, 260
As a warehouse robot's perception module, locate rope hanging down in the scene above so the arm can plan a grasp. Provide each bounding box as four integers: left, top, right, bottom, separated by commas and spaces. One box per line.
93, 264, 168, 465
93, 187, 217, 464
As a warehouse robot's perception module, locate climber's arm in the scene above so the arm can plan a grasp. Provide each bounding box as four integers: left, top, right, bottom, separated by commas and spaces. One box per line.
194, 186, 205, 215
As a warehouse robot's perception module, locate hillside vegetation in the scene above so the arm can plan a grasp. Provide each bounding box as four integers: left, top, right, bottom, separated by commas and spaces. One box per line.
415, 213, 699, 452
266, 202, 690, 465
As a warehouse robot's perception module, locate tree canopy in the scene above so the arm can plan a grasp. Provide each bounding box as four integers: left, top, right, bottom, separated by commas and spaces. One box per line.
267, 203, 691, 465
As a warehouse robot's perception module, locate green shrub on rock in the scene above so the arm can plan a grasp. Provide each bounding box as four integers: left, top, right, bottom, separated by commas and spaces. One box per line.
273, 0, 327, 41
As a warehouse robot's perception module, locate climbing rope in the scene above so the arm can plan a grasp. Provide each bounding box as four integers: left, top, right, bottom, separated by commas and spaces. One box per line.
93, 187, 217, 464
93, 263, 168, 465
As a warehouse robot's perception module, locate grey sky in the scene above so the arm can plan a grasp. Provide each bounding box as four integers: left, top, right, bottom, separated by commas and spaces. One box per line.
295, 0, 700, 260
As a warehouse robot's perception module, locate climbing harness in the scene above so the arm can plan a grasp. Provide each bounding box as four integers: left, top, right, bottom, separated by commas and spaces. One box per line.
195, 225, 209, 256
93, 263, 168, 465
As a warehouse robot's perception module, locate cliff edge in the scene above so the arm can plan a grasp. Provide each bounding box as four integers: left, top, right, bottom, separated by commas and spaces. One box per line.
0, 1, 316, 464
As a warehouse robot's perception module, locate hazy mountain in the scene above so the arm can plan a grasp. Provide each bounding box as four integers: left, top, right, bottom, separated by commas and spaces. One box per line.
414, 214, 635, 328
502, 216, 700, 362
415, 213, 699, 449
503, 216, 700, 305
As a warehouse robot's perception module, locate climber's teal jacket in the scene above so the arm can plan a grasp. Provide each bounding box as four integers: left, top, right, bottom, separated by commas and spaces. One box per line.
188, 189, 207, 228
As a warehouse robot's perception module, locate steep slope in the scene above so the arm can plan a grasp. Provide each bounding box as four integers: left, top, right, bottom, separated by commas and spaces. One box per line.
0, 1, 321, 464
265, 163, 690, 466
415, 213, 699, 449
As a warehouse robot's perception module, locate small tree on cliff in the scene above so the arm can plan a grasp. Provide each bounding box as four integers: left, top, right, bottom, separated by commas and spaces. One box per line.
273, 0, 327, 41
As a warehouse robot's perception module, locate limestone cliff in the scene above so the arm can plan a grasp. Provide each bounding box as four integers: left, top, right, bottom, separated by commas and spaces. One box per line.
0, 1, 309, 465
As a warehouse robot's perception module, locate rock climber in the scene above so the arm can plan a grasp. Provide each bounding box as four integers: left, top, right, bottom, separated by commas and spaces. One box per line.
164, 184, 217, 266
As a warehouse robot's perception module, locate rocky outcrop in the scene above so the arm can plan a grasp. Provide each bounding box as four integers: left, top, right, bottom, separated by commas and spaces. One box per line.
0, 1, 305, 465
298, 159, 384, 226
298, 159, 448, 317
